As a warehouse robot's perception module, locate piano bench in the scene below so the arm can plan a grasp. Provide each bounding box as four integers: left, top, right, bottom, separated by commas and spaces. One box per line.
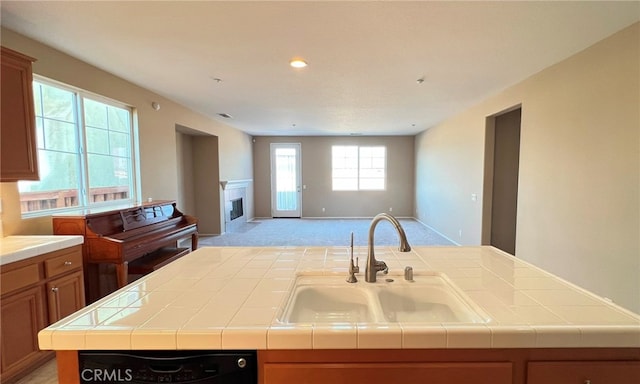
128, 247, 190, 275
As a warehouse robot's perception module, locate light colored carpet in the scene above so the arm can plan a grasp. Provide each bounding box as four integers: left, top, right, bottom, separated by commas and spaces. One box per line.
198, 218, 454, 247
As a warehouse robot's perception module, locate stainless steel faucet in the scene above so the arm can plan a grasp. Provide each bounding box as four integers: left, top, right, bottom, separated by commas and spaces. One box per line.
346, 232, 359, 283
365, 213, 412, 282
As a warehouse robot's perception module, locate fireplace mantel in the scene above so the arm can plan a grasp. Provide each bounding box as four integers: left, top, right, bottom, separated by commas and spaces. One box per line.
220, 179, 252, 190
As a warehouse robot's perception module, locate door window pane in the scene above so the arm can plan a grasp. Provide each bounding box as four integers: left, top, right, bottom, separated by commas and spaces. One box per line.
275, 148, 297, 210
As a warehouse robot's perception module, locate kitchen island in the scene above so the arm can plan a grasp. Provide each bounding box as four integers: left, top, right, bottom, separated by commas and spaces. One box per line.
39, 246, 640, 383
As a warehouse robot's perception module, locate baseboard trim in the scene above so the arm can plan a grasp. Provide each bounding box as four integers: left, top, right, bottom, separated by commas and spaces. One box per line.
414, 218, 461, 246
254, 216, 416, 220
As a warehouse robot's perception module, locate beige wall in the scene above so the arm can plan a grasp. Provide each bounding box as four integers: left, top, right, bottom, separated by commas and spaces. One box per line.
0, 28, 253, 235
415, 23, 640, 312
192, 136, 221, 235
175, 131, 196, 216
253, 136, 415, 218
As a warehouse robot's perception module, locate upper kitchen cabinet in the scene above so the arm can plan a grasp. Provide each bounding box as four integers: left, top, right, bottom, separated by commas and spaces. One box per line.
1, 46, 39, 182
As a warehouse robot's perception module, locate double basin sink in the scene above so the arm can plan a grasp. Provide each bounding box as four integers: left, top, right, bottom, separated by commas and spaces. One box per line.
278, 272, 490, 324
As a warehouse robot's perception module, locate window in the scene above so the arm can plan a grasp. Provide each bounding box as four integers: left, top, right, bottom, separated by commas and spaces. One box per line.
18, 78, 138, 215
332, 145, 386, 191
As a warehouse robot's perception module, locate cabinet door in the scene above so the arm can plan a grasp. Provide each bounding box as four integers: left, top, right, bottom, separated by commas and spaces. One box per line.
263, 362, 512, 384
0, 286, 47, 376
528, 361, 640, 384
47, 271, 85, 324
0, 47, 38, 181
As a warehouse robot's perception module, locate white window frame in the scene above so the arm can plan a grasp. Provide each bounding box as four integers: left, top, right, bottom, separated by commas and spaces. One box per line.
332, 145, 386, 191
19, 75, 141, 217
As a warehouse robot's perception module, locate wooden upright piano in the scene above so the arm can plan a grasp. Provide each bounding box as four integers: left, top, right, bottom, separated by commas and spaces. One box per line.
53, 200, 198, 303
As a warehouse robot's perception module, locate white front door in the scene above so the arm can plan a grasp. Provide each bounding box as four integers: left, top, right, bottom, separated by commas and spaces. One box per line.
270, 143, 302, 217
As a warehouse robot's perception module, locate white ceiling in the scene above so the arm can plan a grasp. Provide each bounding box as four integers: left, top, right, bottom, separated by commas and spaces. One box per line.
2, 1, 638, 136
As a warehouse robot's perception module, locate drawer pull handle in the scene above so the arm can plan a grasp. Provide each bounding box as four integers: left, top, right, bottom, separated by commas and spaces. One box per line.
64, 261, 73, 266
584, 380, 591, 384
51, 287, 59, 293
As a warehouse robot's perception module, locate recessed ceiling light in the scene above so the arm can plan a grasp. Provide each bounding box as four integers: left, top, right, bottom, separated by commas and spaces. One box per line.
290, 58, 308, 68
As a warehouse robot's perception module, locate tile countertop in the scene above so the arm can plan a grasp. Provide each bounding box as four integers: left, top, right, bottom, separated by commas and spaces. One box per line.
38, 246, 640, 351
0, 235, 84, 266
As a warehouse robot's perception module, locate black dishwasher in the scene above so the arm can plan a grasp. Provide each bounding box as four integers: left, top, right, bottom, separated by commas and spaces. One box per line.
78, 350, 256, 383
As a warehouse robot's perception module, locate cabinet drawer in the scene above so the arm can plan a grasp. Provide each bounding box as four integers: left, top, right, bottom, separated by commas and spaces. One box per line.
528, 361, 640, 383
1, 263, 41, 295
44, 249, 82, 278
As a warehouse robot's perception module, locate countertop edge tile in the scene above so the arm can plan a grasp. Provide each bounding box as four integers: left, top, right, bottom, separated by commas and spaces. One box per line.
532, 325, 583, 348
51, 329, 87, 350
488, 325, 537, 348
312, 325, 358, 349
130, 329, 178, 350
85, 329, 134, 350
267, 325, 313, 349
356, 324, 403, 349
445, 324, 492, 348
37, 329, 54, 350
176, 329, 223, 350
222, 327, 268, 349
400, 325, 447, 349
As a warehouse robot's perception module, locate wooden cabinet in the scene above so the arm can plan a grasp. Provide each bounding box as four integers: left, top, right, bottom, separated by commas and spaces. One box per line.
528, 361, 640, 383
260, 350, 514, 384
53, 346, 640, 383
263, 362, 512, 384
0, 285, 46, 380
47, 271, 85, 323
0, 46, 39, 182
0, 245, 84, 382
258, 349, 640, 384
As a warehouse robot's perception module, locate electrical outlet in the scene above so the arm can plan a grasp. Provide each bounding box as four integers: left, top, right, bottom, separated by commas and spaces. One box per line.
458, 229, 463, 238
322, 207, 325, 212
389, 207, 393, 212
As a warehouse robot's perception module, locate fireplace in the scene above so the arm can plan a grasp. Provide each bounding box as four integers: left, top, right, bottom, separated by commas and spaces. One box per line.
230, 198, 243, 221
221, 179, 251, 233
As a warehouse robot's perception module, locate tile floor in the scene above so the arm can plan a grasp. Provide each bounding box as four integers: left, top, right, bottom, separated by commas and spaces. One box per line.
13, 358, 57, 384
